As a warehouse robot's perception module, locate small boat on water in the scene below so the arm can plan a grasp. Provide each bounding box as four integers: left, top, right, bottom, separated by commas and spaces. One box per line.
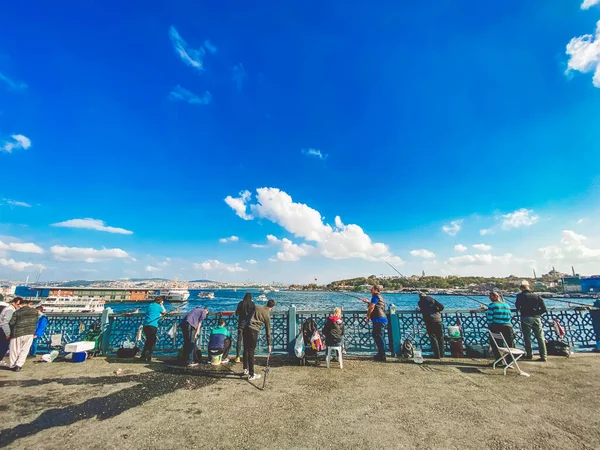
38, 296, 105, 314
198, 292, 215, 300
257, 294, 268, 301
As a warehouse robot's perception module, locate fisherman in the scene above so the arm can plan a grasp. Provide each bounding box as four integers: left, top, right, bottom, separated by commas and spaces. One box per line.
515, 280, 548, 361
234, 292, 255, 363
180, 306, 209, 367
417, 292, 445, 359
28, 306, 49, 357
487, 291, 515, 361
243, 298, 274, 381
140, 296, 166, 362
361, 285, 388, 362
208, 318, 232, 365
8, 298, 38, 371
322, 307, 344, 348
0, 297, 21, 365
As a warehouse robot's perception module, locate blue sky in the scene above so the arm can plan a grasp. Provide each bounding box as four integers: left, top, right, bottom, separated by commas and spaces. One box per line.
1, 0, 600, 283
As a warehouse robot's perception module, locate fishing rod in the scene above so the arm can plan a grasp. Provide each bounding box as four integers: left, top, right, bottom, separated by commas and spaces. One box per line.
545, 297, 594, 308
385, 262, 405, 278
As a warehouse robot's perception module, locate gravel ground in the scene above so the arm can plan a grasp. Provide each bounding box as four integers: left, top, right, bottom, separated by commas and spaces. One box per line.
1, 353, 599, 450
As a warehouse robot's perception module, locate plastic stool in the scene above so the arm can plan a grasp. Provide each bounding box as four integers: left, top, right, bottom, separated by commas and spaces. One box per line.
326, 346, 343, 369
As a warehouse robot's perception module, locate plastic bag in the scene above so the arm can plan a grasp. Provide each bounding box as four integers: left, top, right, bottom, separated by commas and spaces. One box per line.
310, 330, 325, 351
167, 323, 177, 339
41, 350, 59, 363
122, 338, 135, 349
294, 332, 305, 358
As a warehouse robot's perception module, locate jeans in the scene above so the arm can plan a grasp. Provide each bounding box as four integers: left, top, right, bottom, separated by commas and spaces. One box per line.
425, 321, 445, 359
243, 328, 259, 376
181, 322, 198, 364
29, 337, 40, 356
0, 329, 9, 362
141, 326, 158, 360
209, 338, 232, 359
489, 323, 515, 360
521, 316, 547, 358
236, 327, 243, 358
371, 321, 386, 358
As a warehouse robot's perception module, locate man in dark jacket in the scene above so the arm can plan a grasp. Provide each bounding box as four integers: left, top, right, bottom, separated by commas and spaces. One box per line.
8, 299, 38, 371
235, 293, 254, 363
243, 299, 274, 381
322, 307, 345, 347
417, 292, 445, 359
515, 280, 547, 361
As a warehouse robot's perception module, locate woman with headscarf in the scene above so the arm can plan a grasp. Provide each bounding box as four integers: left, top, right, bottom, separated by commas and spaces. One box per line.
234, 292, 255, 363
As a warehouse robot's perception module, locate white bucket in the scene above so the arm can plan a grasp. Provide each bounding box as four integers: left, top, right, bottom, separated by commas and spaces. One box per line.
447, 325, 461, 338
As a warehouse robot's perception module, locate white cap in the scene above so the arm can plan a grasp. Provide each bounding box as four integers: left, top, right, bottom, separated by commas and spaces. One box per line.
520, 280, 530, 288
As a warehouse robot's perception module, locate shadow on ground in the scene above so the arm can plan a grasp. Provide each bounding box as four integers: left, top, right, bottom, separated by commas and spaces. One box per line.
0, 363, 235, 447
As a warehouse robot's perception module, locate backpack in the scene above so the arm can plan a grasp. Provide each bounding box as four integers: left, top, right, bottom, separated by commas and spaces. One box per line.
401, 339, 414, 359
546, 340, 571, 357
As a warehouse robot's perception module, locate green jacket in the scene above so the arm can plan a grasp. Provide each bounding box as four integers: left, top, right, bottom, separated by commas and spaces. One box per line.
9, 306, 39, 338
247, 305, 272, 346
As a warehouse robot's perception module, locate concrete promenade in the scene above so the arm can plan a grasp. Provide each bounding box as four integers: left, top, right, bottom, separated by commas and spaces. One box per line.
1, 354, 599, 449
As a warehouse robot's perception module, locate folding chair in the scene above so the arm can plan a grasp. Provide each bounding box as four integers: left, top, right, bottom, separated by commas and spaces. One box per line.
50, 334, 65, 352
488, 330, 530, 377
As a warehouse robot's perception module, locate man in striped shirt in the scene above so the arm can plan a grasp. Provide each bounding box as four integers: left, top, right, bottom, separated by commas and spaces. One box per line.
487, 291, 515, 361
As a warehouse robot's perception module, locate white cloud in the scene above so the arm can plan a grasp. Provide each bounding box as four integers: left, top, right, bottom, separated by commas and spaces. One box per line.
447, 253, 494, 266
480, 228, 494, 236
1, 134, 31, 153
454, 244, 467, 252
169, 26, 206, 71
0, 240, 44, 254
239, 187, 402, 263
157, 258, 171, 267
219, 235, 239, 243
232, 64, 247, 91
0, 72, 27, 91
473, 243, 492, 251
195, 259, 247, 272
442, 220, 462, 236
566, 20, 600, 88
0, 258, 45, 272
581, 0, 600, 10
577, 218, 585, 224
501, 208, 539, 230
145, 265, 161, 272
410, 249, 436, 259
4, 199, 31, 207
51, 218, 133, 235
203, 40, 217, 54
301, 148, 328, 160
540, 230, 600, 263
224, 190, 253, 220
246, 259, 257, 264
267, 235, 314, 262
251, 244, 266, 248
168, 85, 212, 105
50, 246, 131, 263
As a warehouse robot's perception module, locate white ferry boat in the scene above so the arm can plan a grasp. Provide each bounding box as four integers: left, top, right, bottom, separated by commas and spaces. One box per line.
39, 296, 105, 314
198, 292, 215, 299
148, 287, 190, 302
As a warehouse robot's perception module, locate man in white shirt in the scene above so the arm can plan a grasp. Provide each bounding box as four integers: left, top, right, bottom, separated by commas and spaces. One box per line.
0, 297, 22, 365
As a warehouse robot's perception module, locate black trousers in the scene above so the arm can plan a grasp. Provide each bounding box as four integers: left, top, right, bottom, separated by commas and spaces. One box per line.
489, 323, 515, 360
0, 329, 9, 363
371, 321, 386, 357
141, 326, 158, 360
425, 321, 444, 359
209, 338, 232, 359
243, 328, 259, 376
181, 322, 198, 364
236, 327, 243, 358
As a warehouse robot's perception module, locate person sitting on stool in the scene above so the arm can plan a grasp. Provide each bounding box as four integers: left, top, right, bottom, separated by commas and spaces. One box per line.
208, 318, 232, 365
487, 291, 515, 362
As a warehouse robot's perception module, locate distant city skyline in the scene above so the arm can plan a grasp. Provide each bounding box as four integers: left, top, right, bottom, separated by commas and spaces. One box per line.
2, 1, 600, 283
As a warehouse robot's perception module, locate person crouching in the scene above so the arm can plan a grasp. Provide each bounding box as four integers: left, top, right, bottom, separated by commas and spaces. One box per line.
208, 319, 232, 365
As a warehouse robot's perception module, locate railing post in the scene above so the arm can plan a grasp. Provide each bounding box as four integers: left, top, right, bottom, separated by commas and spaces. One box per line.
591, 300, 600, 351
100, 307, 113, 355
389, 304, 401, 356
288, 304, 297, 356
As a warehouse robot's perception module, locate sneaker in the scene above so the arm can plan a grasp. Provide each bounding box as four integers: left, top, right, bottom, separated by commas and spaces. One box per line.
0, 361, 8, 367
187, 362, 199, 367
538, 357, 547, 362
220, 358, 230, 364
523, 355, 533, 360
242, 369, 249, 376
248, 374, 262, 381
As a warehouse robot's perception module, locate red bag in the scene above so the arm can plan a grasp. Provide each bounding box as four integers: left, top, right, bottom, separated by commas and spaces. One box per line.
310, 330, 325, 351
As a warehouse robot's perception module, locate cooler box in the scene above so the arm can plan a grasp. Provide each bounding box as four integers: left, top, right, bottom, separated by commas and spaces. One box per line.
72, 352, 87, 363
65, 341, 96, 353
